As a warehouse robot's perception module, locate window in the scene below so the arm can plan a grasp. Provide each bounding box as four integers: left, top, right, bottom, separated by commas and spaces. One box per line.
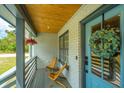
91, 15, 120, 87
103, 15, 120, 86
59, 31, 69, 65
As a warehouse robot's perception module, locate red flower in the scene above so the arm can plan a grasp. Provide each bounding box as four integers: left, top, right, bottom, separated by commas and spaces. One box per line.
26, 38, 37, 45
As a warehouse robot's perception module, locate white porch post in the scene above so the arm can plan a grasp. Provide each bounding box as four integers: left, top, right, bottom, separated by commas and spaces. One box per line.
16, 17, 25, 88
29, 34, 32, 58
29, 45, 32, 58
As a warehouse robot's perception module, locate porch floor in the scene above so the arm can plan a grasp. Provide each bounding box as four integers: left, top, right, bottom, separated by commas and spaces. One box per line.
30, 68, 71, 88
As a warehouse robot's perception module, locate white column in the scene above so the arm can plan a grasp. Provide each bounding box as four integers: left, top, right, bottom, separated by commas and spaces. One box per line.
16, 17, 25, 88
29, 34, 32, 58
29, 45, 32, 58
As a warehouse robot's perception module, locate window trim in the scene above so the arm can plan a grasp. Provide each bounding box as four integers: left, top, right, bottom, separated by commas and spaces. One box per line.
59, 30, 69, 65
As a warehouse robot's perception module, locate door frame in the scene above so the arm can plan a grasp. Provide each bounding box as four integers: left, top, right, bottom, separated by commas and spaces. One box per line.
80, 4, 120, 88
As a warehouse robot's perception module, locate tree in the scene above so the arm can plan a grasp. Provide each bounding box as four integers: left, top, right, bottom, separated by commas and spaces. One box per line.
0, 29, 29, 53
0, 30, 16, 53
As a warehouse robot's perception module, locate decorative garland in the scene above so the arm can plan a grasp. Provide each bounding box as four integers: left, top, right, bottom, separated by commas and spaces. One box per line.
89, 28, 120, 57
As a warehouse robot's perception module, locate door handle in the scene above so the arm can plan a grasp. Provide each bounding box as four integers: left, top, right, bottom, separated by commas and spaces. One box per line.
85, 70, 88, 73
85, 56, 88, 65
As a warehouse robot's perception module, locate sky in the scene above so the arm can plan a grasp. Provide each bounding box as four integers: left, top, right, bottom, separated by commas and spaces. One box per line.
0, 17, 15, 39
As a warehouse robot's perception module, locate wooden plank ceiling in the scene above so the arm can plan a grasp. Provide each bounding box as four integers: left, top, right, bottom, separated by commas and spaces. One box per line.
25, 4, 81, 33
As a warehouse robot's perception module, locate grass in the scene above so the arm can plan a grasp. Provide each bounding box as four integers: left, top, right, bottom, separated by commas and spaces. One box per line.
0, 57, 16, 75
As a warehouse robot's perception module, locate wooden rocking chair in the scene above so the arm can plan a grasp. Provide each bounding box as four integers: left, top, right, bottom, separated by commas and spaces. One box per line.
48, 63, 68, 88
46, 57, 59, 71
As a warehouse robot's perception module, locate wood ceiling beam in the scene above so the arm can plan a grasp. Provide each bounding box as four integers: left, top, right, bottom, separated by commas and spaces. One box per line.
15, 4, 37, 36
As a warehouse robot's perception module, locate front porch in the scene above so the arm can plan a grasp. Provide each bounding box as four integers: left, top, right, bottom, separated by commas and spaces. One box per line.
0, 4, 81, 88
0, 4, 123, 88
0, 56, 71, 88
30, 68, 71, 88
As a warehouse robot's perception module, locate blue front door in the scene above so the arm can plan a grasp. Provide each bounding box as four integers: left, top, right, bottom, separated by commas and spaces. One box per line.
85, 5, 124, 88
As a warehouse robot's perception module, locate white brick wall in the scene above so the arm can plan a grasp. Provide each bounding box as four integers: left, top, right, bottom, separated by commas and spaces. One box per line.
58, 4, 102, 88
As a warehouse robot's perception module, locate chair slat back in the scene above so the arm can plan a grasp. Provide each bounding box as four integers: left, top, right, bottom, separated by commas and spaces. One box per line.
48, 57, 57, 68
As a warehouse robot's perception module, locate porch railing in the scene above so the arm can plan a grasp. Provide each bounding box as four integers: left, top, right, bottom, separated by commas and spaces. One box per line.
25, 56, 37, 88
0, 67, 16, 88
0, 56, 37, 88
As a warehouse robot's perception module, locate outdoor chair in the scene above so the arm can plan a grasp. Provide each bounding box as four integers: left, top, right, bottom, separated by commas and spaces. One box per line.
48, 63, 68, 88
46, 57, 59, 71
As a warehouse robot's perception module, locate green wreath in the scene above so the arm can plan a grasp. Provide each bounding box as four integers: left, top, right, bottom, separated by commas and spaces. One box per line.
89, 28, 120, 57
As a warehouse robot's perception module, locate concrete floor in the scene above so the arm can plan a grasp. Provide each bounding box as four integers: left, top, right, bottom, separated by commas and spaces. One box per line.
30, 68, 71, 88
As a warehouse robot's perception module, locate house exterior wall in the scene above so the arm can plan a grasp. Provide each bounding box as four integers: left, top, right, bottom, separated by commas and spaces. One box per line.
32, 33, 58, 69
58, 4, 102, 88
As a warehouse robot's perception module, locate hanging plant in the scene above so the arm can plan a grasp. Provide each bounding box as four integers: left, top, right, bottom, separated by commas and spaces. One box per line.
89, 28, 120, 57
26, 38, 37, 45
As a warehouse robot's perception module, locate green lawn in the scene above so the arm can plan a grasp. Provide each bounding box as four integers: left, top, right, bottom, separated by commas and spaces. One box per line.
0, 57, 16, 75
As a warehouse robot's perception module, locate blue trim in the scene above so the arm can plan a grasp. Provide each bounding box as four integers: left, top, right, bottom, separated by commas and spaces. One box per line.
80, 4, 123, 88
120, 5, 124, 88
85, 16, 103, 88
80, 4, 119, 24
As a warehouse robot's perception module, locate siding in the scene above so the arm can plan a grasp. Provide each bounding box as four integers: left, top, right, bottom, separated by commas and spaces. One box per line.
33, 33, 58, 69
58, 4, 102, 88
